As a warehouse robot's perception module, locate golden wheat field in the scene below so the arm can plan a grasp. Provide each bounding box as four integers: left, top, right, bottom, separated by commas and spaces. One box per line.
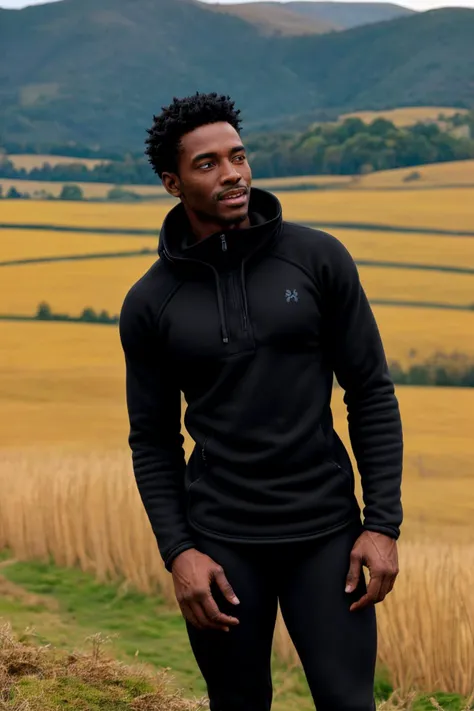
0, 177, 169, 200
279, 187, 474, 232
0, 255, 155, 315
340, 106, 468, 127
334, 228, 474, 268
356, 159, 474, 189
3, 187, 473, 232
6, 154, 111, 170
0, 229, 156, 262
1, 183, 474, 698
1, 256, 473, 317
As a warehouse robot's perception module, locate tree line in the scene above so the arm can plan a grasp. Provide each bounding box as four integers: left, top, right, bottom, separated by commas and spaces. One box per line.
30, 302, 474, 387
1, 112, 473, 183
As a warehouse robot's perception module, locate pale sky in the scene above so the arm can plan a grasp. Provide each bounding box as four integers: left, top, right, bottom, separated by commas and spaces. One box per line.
2, 0, 474, 12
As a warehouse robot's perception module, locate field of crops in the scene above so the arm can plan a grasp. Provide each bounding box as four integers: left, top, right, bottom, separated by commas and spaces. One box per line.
6, 154, 111, 170
3, 187, 473, 232
0, 228, 156, 262
357, 159, 474, 189
340, 106, 468, 127
0, 177, 169, 200
1, 182, 473, 700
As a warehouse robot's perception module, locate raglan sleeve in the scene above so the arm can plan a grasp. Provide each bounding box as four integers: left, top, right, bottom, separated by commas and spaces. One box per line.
323, 236, 403, 540
119, 285, 196, 571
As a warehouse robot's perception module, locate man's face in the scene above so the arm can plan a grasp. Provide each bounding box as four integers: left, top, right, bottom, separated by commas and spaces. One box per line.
162, 122, 252, 228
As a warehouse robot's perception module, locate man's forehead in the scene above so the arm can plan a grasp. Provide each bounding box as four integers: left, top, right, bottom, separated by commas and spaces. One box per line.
181, 122, 241, 156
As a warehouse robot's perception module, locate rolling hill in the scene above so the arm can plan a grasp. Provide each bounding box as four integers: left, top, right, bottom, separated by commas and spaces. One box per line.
283, 1, 414, 28
0, 0, 473, 150
213, 0, 414, 33
207, 1, 337, 35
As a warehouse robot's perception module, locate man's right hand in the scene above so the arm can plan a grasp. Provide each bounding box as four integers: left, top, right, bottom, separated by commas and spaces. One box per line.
171, 548, 240, 632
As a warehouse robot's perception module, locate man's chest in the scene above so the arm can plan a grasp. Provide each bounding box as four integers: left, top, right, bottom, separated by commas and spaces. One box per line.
160, 257, 325, 363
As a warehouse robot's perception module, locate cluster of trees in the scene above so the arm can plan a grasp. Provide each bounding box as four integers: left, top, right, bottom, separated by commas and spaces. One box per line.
1, 112, 473, 184
36, 302, 118, 324
387, 351, 474, 387
0, 184, 144, 201
0, 184, 85, 200
246, 115, 474, 177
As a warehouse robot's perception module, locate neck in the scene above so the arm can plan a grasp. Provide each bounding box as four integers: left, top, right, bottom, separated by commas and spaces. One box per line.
185, 208, 251, 242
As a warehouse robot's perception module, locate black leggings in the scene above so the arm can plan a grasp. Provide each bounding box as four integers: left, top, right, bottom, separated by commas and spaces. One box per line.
186, 522, 377, 711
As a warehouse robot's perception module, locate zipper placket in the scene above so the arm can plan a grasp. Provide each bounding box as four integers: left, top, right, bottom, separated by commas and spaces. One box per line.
201, 436, 209, 467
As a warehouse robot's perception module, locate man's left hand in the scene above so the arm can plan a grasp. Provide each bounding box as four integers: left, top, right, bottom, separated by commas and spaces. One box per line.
345, 530, 399, 612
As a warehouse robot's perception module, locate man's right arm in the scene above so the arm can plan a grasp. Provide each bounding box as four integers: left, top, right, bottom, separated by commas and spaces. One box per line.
119, 286, 196, 572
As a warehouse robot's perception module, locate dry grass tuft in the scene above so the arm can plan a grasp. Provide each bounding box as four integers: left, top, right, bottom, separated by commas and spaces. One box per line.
0, 623, 207, 710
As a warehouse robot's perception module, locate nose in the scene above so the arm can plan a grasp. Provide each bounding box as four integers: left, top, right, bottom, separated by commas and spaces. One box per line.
221, 160, 241, 184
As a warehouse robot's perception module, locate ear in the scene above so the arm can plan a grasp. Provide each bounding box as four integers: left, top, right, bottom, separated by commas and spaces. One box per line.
162, 172, 182, 198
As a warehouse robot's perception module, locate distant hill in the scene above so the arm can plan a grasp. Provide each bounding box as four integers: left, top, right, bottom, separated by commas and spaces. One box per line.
284, 1, 415, 29
208, 1, 337, 36
0, 0, 473, 150
211, 1, 414, 33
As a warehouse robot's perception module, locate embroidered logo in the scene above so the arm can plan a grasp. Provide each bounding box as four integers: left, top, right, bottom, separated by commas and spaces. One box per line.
285, 289, 299, 303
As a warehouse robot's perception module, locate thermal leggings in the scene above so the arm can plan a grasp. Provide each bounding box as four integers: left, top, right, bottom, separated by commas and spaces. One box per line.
185, 522, 377, 711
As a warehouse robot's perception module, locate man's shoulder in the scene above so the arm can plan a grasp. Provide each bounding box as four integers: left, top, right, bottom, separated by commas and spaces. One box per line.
276, 220, 352, 272
120, 256, 180, 322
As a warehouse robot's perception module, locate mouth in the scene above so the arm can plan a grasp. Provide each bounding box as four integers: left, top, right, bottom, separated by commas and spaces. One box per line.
219, 187, 248, 207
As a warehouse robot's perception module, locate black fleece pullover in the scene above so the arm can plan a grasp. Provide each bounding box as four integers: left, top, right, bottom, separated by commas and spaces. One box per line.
119, 188, 403, 571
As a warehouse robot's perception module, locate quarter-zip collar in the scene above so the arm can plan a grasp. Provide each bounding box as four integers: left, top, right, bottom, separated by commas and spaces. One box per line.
158, 187, 282, 268
158, 187, 283, 344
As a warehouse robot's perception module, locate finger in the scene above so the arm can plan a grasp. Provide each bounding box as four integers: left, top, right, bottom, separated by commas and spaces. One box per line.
213, 567, 240, 605
386, 572, 398, 596
181, 602, 203, 630
201, 593, 240, 629
345, 550, 362, 594
377, 575, 393, 603
350, 575, 382, 612
388, 573, 397, 592
191, 601, 215, 630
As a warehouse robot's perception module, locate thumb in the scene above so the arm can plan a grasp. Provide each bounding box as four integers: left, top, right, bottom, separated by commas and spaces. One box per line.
345, 550, 362, 593
213, 566, 240, 605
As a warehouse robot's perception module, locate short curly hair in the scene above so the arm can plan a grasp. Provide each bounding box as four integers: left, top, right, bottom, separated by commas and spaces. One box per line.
145, 92, 243, 179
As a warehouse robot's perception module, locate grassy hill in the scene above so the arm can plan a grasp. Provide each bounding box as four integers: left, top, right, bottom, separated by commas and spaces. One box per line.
0, 0, 473, 149
208, 1, 337, 36
285, 1, 414, 28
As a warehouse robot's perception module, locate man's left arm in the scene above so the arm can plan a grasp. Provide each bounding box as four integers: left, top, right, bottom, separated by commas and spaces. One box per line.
323, 237, 403, 610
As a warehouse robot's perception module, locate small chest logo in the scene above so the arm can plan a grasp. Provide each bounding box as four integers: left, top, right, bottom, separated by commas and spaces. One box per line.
285, 289, 299, 303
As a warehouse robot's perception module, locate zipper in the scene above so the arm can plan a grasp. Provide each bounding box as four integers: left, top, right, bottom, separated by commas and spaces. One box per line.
230, 270, 247, 333
201, 436, 209, 467
220, 234, 228, 252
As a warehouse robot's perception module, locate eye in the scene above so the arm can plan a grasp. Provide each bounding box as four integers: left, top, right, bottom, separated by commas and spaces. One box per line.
199, 162, 213, 170
234, 154, 246, 163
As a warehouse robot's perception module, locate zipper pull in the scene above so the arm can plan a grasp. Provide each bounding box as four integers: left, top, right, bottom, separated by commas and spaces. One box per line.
220, 234, 228, 252
201, 438, 208, 464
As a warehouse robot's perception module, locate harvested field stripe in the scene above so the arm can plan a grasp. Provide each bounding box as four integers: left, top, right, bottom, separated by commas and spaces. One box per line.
1, 252, 473, 276
0, 315, 117, 325
0, 249, 155, 267
356, 260, 474, 275
307, 222, 474, 237
2, 222, 474, 238
1, 299, 473, 326
370, 299, 474, 311
0, 223, 158, 236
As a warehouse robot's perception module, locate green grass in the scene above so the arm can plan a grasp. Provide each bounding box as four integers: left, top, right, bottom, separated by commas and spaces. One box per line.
0, 553, 470, 710
9, 675, 156, 711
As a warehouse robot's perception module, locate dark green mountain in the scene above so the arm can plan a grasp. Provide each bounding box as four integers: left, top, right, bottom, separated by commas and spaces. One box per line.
0, 0, 473, 150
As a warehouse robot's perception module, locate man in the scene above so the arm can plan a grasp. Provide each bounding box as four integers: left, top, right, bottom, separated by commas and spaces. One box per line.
119, 92, 403, 711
